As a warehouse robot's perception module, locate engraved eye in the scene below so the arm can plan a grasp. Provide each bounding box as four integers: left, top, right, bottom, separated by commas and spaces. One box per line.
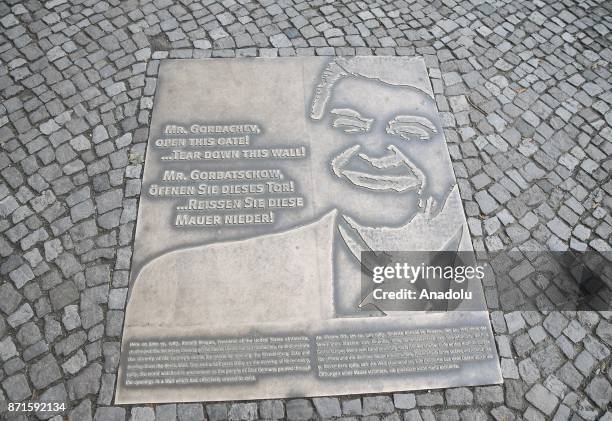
331, 108, 373, 134
387, 116, 437, 141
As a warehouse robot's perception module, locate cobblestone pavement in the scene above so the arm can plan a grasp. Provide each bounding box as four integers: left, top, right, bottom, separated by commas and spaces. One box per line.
1, 0, 611, 419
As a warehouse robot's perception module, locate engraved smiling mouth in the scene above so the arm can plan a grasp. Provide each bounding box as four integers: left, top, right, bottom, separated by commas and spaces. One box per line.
331, 145, 424, 193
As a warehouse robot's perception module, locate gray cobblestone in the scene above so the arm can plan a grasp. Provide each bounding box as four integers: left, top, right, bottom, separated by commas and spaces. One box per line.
574, 350, 597, 376
62, 304, 81, 330
37, 383, 68, 419
2, 373, 31, 401
131, 406, 155, 421
228, 403, 257, 420
98, 373, 115, 406
525, 384, 559, 416
543, 313, 569, 338
7, 303, 34, 327
67, 363, 101, 400
475, 386, 504, 405
585, 375, 612, 409
393, 393, 416, 409
259, 400, 284, 419
313, 397, 341, 418
62, 349, 87, 375
342, 398, 362, 416
156, 404, 178, 421
444, 388, 472, 406
16, 321, 41, 346
556, 362, 583, 390
287, 399, 313, 421
94, 407, 125, 421
596, 320, 612, 346
583, 335, 610, 360
404, 409, 423, 421
0, 283, 22, 315
0, 337, 18, 362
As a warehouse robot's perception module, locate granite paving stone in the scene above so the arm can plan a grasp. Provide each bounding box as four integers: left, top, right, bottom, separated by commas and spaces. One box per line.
130, 406, 155, 421
157, 404, 178, 421
342, 398, 362, 416
2, 373, 31, 401
312, 397, 341, 418
0, 337, 18, 362
286, 399, 314, 420
94, 407, 126, 421
258, 400, 284, 419
525, 383, 559, 416
393, 393, 416, 409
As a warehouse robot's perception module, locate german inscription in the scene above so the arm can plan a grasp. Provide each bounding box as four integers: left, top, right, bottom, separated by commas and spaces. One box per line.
117, 57, 502, 404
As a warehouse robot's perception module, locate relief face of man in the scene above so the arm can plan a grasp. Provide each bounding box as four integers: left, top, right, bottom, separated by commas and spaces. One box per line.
309, 57, 455, 228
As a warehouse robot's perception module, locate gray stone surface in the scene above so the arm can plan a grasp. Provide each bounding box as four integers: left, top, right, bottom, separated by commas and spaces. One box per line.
286, 399, 314, 421
62, 349, 87, 375
156, 404, 178, 421
394, 393, 416, 409
30, 353, 62, 389
525, 383, 559, 416
98, 373, 116, 406
0, 337, 17, 361
0, 283, 22, 315
228, 403, 257, 421
2, 373, 31, 401
94, 407, 126, 421
0, 0, 609, 418
7, 303, 34, 327
342, 398, 362, 416
178, 403, 205, 421
130, 406, 155, 421
313, 397, 341, 418
37, 383, 68, 419
585, 375, 612, 409
445, 388, 473, 406
363, 396, 395, 415
259, 400, 284, 419
67, 363, 102, 400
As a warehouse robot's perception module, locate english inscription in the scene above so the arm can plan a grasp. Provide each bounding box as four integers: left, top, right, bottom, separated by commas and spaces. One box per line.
148, 122, 307, 227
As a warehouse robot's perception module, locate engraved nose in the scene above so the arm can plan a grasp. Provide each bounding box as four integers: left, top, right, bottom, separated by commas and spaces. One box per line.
351, 124, 399, 156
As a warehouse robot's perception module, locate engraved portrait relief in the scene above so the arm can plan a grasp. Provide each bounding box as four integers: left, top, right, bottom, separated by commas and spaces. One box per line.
307, 56, 458, 316
310, 56, 449, 215
124, 56, 464, 330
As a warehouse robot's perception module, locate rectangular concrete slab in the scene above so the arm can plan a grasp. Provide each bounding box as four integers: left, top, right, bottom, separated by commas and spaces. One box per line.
116, 57, 502, 404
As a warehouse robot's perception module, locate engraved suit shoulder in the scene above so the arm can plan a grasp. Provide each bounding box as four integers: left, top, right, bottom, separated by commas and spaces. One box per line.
124, 211, 337, 331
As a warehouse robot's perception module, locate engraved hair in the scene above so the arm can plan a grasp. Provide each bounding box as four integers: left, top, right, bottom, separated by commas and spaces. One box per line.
310, 56, 432, 120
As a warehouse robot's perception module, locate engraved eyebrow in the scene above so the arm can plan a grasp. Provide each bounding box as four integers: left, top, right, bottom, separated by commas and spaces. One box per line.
330, 108, 374, 133
386, 115, 437, 140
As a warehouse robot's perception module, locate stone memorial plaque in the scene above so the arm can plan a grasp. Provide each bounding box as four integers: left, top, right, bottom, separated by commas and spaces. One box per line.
116, 57, 502, 404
